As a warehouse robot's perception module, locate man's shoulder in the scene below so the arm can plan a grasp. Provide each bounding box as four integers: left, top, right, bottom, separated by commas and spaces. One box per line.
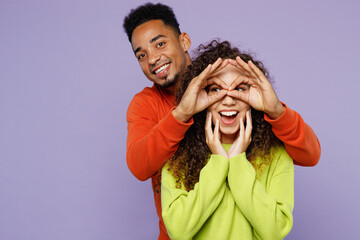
132, 85, 163, 103
127, 84, 167, 116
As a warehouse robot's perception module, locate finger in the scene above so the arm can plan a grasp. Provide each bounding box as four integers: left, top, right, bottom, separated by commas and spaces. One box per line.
245, 110, 252, 139
228, 75, 254, 91
193, 58, 225, 88
228, 59, 249, 76
207, 58, 223, 73
205, 111, 213, 140
231, 125, 241, 146
227, 90, 249, 103
207, 76, 228, 90
235, 56, 258, 79
248, 60, 268, 83
208, 59, 229, 76
239, 117, 245, 140
214, 118, 221, 141
191, 64, 213, 87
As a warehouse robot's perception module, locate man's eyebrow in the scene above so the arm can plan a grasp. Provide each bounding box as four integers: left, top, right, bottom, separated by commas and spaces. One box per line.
134, 46, 142, 55
150, 35, 166, 43
133, 35, 167, 55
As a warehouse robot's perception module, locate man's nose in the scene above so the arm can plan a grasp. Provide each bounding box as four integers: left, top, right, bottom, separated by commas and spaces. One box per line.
147, 50, 161, 65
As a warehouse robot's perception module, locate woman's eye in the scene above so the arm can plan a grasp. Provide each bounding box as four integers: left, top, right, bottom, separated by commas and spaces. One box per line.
235, 87, 244, 92
235, 84, 249, 92
211, 88, 221, 92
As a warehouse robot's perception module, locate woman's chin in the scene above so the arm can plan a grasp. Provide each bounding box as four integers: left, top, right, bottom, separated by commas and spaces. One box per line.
220, 126, 239, 136
220, 131, 238, 144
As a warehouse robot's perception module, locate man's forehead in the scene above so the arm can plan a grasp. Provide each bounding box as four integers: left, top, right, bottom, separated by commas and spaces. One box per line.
131, 20, 175, 46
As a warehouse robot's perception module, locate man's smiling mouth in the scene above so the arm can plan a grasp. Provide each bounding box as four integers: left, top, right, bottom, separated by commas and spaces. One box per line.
154, 63, 170, 74
151, 62, 171, 79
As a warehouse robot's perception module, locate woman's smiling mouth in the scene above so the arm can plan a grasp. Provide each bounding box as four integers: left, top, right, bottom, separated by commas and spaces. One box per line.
219, 110, 238, 125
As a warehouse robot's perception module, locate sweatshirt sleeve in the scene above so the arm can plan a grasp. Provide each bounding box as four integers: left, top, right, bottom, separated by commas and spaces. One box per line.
161, 155, 228, 240
264, 103, 321, 166
228, 149, 294, 240
126, 95, 193, 181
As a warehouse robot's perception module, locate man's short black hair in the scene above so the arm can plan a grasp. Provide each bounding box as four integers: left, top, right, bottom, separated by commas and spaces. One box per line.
123, 3, 181, 42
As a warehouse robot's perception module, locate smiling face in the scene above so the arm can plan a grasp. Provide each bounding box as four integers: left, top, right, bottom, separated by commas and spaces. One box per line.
131, 20, 191, 91
207, 64, 250, 144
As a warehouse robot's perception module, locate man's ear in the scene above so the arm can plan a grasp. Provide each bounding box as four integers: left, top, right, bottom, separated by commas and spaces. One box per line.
179, 32, 191, 52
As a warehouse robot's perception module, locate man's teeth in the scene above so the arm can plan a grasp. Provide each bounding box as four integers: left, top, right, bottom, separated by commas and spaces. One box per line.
155, 64, 169, 74
220, 111, 238, 116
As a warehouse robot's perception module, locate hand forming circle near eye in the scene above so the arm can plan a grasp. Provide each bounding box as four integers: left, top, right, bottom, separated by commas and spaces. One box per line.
227, 57, 285, 119
173, 58, 230, 123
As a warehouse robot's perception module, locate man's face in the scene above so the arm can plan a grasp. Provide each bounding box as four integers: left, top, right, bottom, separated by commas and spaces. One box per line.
131, 20, 191, 88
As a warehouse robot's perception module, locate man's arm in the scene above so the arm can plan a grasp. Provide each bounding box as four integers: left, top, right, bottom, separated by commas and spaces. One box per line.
264, 103, 321, 166
126, 59, 230, 181
126, 95, 192, 181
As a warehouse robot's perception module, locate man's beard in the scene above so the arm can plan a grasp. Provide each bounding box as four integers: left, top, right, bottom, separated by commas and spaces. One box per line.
160, 73, 179, 88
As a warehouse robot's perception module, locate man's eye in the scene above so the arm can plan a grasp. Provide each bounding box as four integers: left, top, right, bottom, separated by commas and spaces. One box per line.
137, 53, 145, 60
157, 42, 165, 48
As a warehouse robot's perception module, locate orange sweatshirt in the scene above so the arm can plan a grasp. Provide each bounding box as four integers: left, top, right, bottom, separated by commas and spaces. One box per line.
126, 84, 321, 240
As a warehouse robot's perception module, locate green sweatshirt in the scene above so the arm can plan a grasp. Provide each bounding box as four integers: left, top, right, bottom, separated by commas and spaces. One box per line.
161, 145, 294, 240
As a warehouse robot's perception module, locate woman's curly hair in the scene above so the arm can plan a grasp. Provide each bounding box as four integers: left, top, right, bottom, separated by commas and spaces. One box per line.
167, 40, 283, 191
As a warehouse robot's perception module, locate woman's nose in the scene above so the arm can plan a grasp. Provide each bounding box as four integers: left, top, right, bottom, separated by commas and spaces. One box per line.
221, 94, 235, 105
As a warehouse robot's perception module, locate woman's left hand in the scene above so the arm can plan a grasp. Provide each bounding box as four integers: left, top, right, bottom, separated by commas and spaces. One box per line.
228, 110, 252, 159
227, 57, 285, 119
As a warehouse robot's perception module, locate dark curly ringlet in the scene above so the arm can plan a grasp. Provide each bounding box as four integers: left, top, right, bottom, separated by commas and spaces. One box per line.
123, 3, 181, 42
168, 40, 283, 191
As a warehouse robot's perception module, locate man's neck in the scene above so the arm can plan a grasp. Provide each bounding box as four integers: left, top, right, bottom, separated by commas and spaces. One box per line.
163, 85, 176, 96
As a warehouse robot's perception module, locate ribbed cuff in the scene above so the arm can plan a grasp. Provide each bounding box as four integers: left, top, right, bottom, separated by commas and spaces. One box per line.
264, 103, 296, 130
157, 107, 194, 141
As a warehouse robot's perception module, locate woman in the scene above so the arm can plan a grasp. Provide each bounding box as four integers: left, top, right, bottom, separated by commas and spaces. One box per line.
161, 40, 294, 240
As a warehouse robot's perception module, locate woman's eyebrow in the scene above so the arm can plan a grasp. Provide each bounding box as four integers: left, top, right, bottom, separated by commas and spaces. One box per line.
207, 76, 223, 85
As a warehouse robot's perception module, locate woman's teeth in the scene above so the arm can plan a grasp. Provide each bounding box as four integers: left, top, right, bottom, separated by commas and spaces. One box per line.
220, 111, 238, 117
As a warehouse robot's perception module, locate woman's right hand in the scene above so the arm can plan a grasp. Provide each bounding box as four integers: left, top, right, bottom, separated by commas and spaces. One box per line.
173, 58, 228, 123
205, 112, 228, 158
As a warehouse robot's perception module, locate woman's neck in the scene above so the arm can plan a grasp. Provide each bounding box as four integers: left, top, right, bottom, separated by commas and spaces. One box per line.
221, 134, 236, 144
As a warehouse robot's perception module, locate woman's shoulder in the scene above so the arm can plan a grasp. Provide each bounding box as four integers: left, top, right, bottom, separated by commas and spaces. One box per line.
161, 163, 187, 191
269, 146, 294, 175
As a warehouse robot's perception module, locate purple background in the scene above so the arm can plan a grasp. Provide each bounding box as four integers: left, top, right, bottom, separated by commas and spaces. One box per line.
1, 0, 359, 239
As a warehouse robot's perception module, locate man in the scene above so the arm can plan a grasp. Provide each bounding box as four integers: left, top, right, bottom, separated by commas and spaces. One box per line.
123, 3, 320, 240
